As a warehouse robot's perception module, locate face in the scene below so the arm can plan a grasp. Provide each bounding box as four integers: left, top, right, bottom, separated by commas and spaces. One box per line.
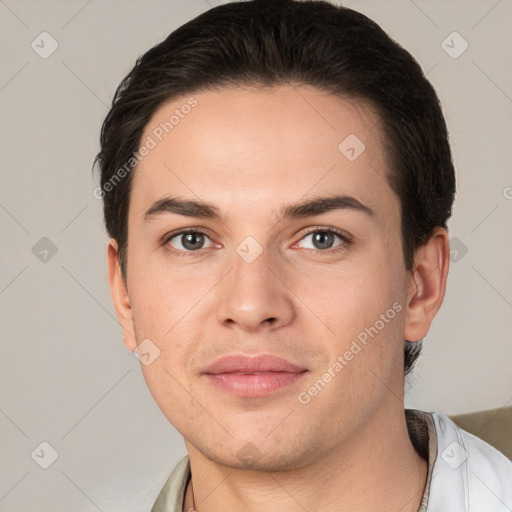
111, 85, 422, 471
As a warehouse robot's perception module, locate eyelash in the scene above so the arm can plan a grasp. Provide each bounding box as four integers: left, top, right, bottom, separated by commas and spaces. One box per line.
161, 227, 352, 258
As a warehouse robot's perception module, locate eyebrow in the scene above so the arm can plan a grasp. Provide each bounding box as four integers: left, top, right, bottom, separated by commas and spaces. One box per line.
143, 194, 375, 223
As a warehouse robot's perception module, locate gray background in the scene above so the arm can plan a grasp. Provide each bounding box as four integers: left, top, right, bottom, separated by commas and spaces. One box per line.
0, 0, 511, 510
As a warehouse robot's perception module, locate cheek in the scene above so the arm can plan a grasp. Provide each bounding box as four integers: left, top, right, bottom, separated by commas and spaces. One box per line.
127, 250, 201, 337
294, 259, 402, 340
129, 268, 210, 374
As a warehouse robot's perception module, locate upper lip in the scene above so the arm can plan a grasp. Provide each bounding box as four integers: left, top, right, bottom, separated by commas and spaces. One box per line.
202, 354, 308, 374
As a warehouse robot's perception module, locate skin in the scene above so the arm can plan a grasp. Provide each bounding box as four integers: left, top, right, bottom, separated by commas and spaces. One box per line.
107, 85, 449, 512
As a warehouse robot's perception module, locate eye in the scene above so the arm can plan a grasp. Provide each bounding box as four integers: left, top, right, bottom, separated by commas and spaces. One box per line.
162, 227, 351, 257
295, 228, 350, 253
163, 229, 216, 255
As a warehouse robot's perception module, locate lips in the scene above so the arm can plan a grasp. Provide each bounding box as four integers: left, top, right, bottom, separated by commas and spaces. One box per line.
202, 354, 307, 375
201, 354, 308, 397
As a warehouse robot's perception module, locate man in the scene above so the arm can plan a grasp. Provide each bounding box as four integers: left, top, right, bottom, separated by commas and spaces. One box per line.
94, 1, 512, 510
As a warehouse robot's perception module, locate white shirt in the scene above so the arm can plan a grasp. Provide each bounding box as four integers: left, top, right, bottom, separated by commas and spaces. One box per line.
151, 409, 512, 511
425, 411, 512, 510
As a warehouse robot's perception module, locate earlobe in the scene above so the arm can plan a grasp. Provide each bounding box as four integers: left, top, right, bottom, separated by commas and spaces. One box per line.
106, 239, 137, 352
403, 227, 450, 342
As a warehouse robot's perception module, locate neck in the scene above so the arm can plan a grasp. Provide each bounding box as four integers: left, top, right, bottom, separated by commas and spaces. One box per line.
183, 407, 428, 512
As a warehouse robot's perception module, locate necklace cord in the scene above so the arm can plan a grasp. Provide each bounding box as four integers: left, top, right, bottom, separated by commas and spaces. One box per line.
191, 479, 197, 512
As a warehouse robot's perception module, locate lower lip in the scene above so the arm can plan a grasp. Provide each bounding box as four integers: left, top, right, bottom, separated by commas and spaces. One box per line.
203, 371, 308, 397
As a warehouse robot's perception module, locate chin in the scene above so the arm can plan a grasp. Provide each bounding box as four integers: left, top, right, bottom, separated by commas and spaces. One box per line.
193, 437, 319, 473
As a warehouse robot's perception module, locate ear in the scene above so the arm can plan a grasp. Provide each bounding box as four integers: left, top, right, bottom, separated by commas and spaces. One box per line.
404, 227, 450, 342
107, 239, 137, 352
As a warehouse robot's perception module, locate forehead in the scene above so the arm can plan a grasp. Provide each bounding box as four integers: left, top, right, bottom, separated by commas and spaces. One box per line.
130, 85, 398, 225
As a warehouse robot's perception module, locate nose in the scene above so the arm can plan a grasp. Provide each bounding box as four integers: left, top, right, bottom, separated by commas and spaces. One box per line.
215, 243, 295, 333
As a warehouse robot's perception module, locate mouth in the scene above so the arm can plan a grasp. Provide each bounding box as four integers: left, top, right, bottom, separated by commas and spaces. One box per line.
203, 371, 308, 397
201, 354, 309, 397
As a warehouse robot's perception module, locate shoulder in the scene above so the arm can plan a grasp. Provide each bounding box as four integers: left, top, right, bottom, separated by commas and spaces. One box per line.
428, 411, 512, 511
151, 455, 191, 512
